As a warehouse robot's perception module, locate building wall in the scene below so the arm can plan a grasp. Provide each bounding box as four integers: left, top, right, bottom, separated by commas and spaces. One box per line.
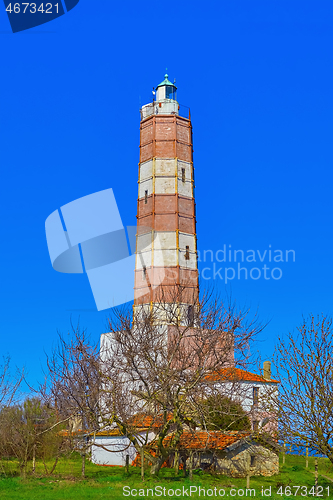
217, 442, 279, 477
91, 436, 136, 466
134, 114, 199, 314
188, 442, 279, 477
91, 431, 155, 466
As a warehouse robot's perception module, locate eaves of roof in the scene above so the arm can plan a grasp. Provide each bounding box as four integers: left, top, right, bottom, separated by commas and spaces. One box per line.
205, 367, 279, 384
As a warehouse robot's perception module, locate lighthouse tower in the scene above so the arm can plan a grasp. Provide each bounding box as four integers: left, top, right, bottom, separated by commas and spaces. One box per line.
134, 75, 199, 324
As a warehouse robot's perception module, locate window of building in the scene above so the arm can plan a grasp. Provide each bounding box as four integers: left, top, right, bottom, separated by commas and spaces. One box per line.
250, 455, 256, 467
165, 85, 176, 100
145, 190, 148, 204
182, 167, 186, 183
253, 386, 259, 405
187, 305, 194, 326
185, 245, 190, 260
143, 266, 147, 280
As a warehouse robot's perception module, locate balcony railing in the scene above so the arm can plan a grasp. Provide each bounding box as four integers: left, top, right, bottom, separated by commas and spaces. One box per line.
140, 101, 190, 121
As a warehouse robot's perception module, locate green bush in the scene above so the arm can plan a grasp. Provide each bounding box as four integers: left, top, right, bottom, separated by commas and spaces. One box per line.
201, 395, 251, 431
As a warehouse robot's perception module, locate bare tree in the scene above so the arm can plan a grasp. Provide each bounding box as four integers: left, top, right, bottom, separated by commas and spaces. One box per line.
101, 288, 264, 475
0, 397, 70, 478
0, 356, 23, 409
0, 356, 25, 476
38, 292, 265, 476
41, 324, 102, 477
274, 314, 333, 464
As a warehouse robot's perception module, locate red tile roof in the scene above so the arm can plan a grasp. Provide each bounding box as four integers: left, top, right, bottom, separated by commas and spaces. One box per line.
127, 413, 155, 428
163, 430, 250, 451
205, 367, 279, 384
92, 413, 173, 437
128, 412, 173, 429
93, 429, 125, 437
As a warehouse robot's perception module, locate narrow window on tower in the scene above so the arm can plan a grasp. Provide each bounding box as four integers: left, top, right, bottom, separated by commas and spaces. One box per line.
185, 245, 190, 260
182, 167, 186, 183
187, 305, 194, 326
253, 420, 259, 432
253, 387, 259, 406
250, 455, 256, 467
145, 190, 148, 204
143, 266, 147, 280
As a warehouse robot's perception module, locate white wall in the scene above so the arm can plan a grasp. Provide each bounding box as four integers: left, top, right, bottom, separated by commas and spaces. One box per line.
91, 436, 137, 466
91, 431, 156, 466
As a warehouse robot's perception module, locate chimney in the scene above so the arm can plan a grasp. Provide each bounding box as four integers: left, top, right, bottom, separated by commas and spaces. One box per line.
263, 360, 271, 380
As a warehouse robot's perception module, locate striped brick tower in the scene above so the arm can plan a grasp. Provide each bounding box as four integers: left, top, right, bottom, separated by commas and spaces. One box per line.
134, 74, 199, 325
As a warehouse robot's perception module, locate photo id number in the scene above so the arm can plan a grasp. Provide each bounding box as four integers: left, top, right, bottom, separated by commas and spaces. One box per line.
6, 3, 59, 14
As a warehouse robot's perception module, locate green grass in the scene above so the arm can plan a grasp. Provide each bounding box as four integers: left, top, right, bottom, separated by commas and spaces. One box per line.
0, 454, 333, 499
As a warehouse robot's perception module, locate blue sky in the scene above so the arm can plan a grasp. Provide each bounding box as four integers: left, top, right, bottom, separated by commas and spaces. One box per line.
1, 0, 332, 386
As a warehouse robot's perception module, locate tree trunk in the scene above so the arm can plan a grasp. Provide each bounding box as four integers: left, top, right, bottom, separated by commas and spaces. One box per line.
150, 456, 166, 476
32, 444, 36, 474
174, 451, 179, 475
126, 454, 129, 473
81, 453, 86, 478
306, 443, 308, 469
21, 442, 29, 478
20, 462, 27, 480
246, 473, 250, 489
189, 451, 193, 480
183, 456, 187, 477
42, 457, 49, 475
315, 457, 318, 494
50, 456, 59, 475
141, 448, 144, 481
283, 441, 286, 464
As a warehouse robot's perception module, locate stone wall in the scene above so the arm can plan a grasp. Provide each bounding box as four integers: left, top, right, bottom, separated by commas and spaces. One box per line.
216, 442, 279, 477
188, 442, 279, 477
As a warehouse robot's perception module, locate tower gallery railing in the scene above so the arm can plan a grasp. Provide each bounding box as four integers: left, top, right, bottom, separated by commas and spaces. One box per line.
140, 102, 191, 121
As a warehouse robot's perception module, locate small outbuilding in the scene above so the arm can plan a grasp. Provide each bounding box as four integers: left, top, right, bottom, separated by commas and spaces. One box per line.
164, 431, 279, 477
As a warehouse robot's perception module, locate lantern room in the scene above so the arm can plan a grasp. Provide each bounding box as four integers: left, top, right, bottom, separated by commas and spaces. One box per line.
155, 73, 177, 101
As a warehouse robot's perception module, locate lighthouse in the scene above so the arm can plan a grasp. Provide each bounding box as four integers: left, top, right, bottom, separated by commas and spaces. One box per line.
134, 74, 199, 325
